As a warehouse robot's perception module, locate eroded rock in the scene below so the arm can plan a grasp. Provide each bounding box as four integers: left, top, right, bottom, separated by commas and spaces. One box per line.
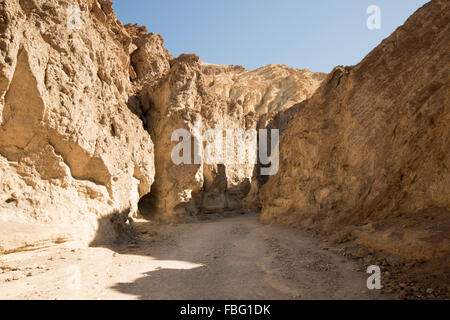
138, 54, 258, 221
201, 62, 326, 114
0, 0, 155, 251
259, 0, 450, 260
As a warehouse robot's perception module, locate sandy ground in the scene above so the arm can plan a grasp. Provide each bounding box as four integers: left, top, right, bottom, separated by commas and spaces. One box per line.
0, 214, 389, 300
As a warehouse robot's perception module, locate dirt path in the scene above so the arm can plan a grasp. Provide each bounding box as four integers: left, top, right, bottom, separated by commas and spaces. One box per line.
0, 214, 388, 299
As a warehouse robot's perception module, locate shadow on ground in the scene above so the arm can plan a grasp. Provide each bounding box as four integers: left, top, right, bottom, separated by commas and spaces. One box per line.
89, 210, 254, 299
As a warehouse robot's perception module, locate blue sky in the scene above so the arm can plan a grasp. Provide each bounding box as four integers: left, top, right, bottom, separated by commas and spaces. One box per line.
112, 0, 429, 73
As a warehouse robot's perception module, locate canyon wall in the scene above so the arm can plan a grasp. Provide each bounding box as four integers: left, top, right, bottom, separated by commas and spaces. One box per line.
0, 0, 155, 252
260, 0, 450, 260
125, 30, 326, 222
138, 54, 258, 221
136, 59, 325, 221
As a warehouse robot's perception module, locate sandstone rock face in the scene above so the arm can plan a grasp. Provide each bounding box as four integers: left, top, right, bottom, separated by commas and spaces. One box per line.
201, 63, 326, 114
0, 0, 155, 252
259, 0, 450, 260
134, 62, 325, 221
138, 54, 258, 221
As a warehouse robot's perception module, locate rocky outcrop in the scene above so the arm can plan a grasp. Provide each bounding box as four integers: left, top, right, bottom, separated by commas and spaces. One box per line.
138, 54, 258, 221
201, 63, 326, 114
130, 59, 325, 221
259, 0, 450, 260
122, 30, 327, 222
0, 0, 155, 252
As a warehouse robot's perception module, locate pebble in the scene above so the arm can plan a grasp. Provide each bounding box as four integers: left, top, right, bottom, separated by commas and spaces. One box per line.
426, 288, 434, 294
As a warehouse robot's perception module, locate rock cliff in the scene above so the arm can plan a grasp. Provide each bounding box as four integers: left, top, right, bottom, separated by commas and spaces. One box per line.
0, 0, 155, 251
137, 54, 259, 221
260, 0, 450, 261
